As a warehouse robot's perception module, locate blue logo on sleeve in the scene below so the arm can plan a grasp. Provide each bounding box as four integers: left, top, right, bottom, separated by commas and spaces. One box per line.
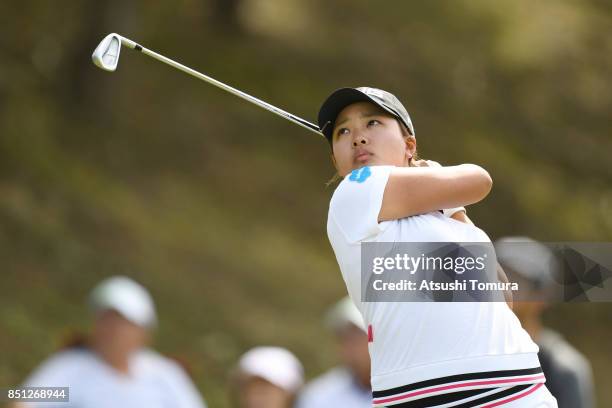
349, 166, 372, 183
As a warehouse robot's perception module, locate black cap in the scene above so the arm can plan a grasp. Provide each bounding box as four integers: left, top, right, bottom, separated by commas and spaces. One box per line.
317, 87, 415, 141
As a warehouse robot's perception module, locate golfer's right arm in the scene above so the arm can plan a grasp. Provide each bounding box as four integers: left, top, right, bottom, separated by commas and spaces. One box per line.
379, 164, 492, 221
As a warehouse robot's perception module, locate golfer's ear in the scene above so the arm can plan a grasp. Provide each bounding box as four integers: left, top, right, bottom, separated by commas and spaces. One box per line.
404, 135, 416, 156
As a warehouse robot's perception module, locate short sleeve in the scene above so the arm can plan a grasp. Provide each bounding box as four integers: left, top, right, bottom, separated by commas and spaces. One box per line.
23, 351, 78, 387
21, 351, 82, 408
328, 165, 393, 244
167, 363, 207, 408
151, 356, 208, 408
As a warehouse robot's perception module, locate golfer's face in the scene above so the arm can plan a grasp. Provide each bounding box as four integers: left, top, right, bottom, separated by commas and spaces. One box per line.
331, 102, 409, 176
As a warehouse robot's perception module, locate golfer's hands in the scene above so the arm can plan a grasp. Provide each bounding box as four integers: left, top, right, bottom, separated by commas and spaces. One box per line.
414, 159, 442, 168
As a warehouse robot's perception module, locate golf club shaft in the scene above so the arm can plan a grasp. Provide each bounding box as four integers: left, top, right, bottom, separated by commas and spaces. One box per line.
118, 36, 323, 137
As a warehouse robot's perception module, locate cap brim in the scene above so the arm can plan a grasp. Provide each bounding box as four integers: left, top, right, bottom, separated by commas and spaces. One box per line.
318, 88, 372, 140
317, 88, 400, 141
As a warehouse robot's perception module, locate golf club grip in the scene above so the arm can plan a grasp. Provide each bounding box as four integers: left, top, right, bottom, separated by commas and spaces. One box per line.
123, 38, 323, 137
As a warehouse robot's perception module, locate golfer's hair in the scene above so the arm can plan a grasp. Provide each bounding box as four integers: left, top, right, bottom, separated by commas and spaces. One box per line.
326, 166, 343, 187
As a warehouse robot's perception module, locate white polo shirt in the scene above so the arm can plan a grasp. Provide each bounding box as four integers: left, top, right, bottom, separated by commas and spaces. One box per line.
327, 165, 542, 397
23, 347, 207, 408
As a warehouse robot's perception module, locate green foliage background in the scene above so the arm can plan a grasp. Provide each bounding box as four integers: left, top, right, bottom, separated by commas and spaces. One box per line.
1, 1, 611, 406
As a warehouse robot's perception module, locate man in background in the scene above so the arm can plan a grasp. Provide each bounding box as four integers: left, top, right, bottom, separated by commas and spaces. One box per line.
495, 236, 596, 408
296, 297, 371, 408
12, 275, 207, 408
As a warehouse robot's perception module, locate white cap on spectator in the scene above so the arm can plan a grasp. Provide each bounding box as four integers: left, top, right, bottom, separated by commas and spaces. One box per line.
89, 276, 157, 328
494, 236, 560, 290
238, 347, 304, 393
326, 296, 366, 333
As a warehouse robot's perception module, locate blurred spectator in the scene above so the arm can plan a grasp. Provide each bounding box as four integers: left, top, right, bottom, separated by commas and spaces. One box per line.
495, 237, 596, 408
296, 297, 371, 408
11, 276, 207, 408
230, 346, 304, 408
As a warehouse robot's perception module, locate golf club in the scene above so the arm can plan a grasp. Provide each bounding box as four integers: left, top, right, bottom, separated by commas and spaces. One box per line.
92, 33, 323, 137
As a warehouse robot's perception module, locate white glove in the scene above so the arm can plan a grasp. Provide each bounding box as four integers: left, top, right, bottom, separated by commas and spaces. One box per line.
443, 206, 466, 218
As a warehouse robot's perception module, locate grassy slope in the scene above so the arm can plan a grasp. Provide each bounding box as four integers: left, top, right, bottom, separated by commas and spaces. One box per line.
1, 1, 611, 405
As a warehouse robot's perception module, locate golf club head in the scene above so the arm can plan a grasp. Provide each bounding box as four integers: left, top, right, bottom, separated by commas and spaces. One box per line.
92, 33, 122, 71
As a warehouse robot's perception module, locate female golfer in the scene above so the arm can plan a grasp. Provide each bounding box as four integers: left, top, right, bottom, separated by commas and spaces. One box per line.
318, 87, 558, 407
